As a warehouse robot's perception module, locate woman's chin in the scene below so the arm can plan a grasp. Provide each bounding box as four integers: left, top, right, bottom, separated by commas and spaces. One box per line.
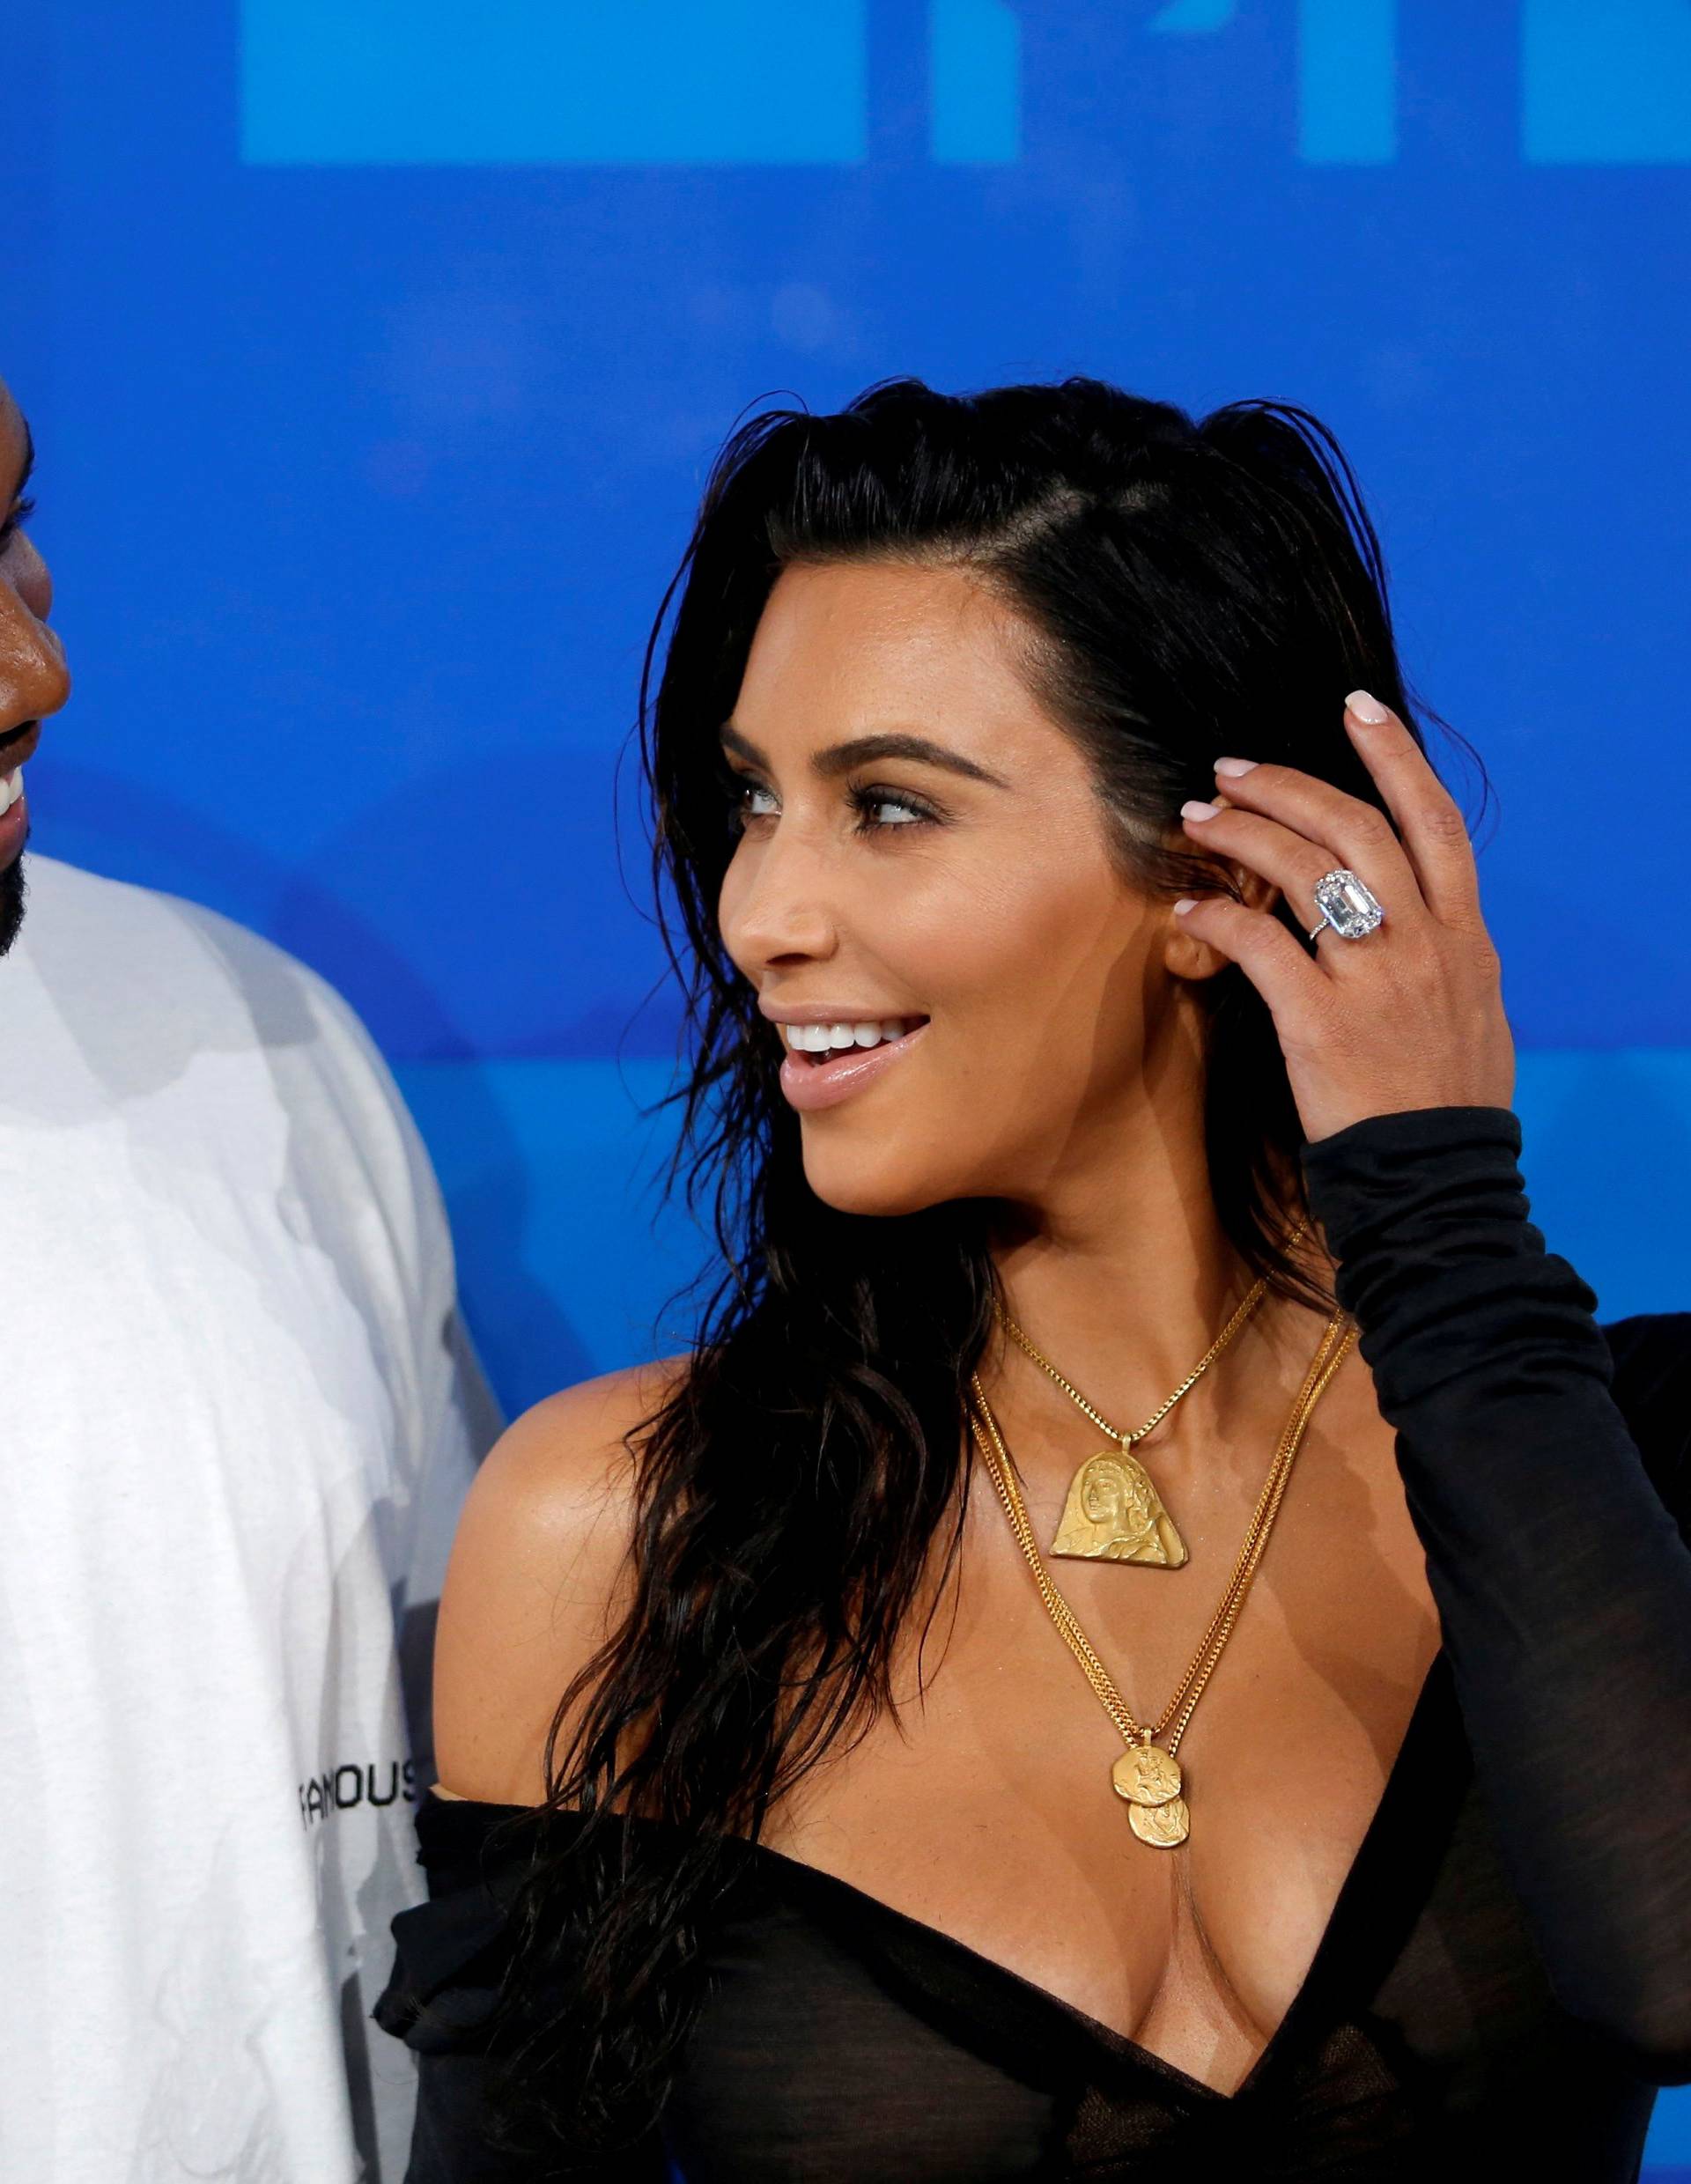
800, 1155, 954, 1222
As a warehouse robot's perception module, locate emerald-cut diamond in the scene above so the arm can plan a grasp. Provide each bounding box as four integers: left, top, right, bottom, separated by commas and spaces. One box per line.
1311, 868, 1384, 938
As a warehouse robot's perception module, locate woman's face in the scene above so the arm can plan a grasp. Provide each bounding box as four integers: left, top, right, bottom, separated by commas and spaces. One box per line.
1083, 1469, 1126, 1524
0, 379, 70, 948
717, 559, 1238, 1220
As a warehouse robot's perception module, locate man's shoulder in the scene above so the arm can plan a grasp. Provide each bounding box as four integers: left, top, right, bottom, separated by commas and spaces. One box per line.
24, 853, 346, 1022
18, 854, 393, 1092
11, 856, 436, 1227
11, 857, 477, 1412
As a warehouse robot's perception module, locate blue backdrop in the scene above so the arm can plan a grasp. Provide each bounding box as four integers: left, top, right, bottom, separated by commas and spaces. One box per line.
13, 8, 1691, 2165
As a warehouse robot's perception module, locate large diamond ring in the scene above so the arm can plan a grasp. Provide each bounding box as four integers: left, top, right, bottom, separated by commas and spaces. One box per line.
1307, 868, 1385, 942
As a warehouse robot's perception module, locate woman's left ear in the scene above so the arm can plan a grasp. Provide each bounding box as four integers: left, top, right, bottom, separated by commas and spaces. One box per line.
1163, 856, 1282, 980
1233, 860, 1282, 920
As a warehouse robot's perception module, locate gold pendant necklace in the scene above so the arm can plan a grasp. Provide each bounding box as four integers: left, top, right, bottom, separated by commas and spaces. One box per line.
968, 1302, 1354, 1848
993, 1219, 1310, 1569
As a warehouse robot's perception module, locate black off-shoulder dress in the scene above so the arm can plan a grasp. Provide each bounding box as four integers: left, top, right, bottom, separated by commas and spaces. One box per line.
374, 1106, 1691, 2180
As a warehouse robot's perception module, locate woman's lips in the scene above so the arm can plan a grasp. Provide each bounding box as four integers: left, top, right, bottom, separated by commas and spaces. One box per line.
778, 1021, 931, 1112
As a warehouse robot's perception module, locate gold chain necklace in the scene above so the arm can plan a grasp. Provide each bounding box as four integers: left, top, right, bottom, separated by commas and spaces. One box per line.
968, 1301, 1355, 1848
993, 1218, 1310, 1570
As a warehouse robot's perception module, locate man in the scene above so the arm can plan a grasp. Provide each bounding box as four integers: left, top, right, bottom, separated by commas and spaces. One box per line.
0, 379, 498, 2179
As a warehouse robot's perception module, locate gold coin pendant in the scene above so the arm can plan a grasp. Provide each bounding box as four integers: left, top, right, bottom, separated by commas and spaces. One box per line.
1111, 1743, 1183, 1808
1128, 1796, 1191, 1848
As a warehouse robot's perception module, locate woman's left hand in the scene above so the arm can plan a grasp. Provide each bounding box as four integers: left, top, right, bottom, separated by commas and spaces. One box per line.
1172, 690, 1516, 1146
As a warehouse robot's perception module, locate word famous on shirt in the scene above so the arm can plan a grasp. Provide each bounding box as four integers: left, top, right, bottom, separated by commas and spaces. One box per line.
299, 1756, 419, 1828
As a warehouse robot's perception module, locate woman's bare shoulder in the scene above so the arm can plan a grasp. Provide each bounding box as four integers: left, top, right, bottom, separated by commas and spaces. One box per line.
432, 1356, 690, 1807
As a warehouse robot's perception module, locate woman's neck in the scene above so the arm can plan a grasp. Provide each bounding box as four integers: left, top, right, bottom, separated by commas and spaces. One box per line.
991, 1211, 1259, 1413
981, 1114, 1329, 1472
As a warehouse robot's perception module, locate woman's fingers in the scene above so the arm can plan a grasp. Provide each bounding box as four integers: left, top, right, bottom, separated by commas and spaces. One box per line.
1181, 693, 1485, 952
1169, 885, 1331, 1026
1334, 692, 1486, 933
1179, 783, 1418, 951
1171, 692, 1513, 1142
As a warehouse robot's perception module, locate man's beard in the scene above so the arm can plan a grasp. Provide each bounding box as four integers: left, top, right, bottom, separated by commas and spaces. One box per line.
0, 852, 26, 958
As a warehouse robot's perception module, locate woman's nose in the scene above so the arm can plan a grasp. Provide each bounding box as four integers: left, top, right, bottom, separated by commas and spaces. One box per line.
721, 836, 841, 974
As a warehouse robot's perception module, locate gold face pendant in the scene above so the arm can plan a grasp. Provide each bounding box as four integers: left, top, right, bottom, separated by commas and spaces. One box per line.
1050, 1448, 1188, 1567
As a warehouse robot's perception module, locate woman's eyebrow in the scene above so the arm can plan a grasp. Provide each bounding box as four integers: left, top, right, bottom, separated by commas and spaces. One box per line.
720, 720, 1008, 788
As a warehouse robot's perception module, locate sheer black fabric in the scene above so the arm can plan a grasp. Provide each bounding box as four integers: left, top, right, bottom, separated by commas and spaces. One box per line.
375, 1104, 1691, 2180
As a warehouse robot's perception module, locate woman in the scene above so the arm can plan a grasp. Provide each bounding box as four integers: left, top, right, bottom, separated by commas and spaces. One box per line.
377, 379, 1691, 2178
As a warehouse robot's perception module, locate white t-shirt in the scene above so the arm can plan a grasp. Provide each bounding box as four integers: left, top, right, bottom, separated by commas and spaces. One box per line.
0, 855, 500, 2182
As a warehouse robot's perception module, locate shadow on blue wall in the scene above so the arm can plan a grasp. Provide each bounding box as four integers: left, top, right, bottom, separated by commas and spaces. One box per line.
29, 739, 685, 1064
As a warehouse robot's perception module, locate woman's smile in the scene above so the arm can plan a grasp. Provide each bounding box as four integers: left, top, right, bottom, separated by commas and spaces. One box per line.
772, 1014, 932, 1111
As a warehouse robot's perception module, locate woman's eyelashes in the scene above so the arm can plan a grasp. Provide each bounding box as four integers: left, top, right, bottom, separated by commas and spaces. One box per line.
0, 496, 36, 554
722, 768, 941, 837
846, 783, 938, 834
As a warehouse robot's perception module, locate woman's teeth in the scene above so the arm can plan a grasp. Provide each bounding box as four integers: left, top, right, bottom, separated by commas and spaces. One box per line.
0, 769, 23, 815
781, 1017, 919, 1055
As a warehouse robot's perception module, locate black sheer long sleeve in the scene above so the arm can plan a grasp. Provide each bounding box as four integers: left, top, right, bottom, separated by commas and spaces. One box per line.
374, 1796, 672, 2182
1300, 1102, 1691, 2081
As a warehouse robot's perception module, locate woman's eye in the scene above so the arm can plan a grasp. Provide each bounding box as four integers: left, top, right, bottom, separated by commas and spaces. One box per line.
720, 770, 935, 835
725, 773, 779, 827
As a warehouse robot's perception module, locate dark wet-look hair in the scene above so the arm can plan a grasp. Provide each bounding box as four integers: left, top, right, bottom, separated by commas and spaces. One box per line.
476, 376, 1489, 2167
